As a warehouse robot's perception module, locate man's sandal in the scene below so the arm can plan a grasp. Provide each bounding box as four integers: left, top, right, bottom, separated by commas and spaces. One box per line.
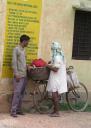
49, 113, 60, 117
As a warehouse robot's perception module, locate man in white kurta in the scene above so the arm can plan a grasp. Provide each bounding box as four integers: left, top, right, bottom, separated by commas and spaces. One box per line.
47, 41, 67, 117
47, 55, 67, 94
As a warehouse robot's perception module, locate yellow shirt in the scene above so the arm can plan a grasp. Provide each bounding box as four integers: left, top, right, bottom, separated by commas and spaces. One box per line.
12, 45, 27, 77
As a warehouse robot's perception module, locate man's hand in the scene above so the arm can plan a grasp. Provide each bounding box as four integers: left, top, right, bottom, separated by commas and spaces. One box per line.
15, 75, 21, 82
46, 64, 59, 72
48, 61, 51, 64
27, 65, 34, 71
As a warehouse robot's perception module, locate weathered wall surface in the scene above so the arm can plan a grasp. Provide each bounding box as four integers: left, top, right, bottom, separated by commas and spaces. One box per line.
39, 0, 91, 89
0, 0, 11, 112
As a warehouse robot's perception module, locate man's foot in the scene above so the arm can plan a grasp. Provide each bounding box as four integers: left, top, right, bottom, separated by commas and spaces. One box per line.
17, 112, 25, 115
11, 114, 18, 117
49, 112, 60, 117
49, 111, 56, 114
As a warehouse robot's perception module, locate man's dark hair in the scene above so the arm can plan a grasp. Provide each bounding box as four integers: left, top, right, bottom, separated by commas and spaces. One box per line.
20, 34, 30, 43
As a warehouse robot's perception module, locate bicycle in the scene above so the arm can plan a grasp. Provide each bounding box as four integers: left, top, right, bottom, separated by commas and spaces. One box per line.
28, 66, 88, 113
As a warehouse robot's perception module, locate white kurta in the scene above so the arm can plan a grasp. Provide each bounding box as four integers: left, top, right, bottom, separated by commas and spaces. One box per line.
47, 55, 67, 94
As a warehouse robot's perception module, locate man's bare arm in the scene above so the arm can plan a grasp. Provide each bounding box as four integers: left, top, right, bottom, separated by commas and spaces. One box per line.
46, 64, 59, 72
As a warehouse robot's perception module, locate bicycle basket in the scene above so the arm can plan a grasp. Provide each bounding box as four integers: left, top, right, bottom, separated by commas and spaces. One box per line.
27, 67, 50, 81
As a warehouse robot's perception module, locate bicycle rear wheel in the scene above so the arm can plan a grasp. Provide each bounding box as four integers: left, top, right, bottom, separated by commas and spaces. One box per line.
66, 82, 88, 112
33, 82, 53, 114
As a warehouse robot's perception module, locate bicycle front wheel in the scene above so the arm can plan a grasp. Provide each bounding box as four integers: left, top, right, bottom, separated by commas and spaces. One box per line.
66, 82, 88, 112
33, 83, 53, 114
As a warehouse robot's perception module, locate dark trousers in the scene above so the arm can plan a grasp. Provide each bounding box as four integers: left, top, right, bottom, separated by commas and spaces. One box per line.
11, 77, 27, 114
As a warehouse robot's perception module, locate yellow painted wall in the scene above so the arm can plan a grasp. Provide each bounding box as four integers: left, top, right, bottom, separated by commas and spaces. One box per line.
0, 0, 91, 112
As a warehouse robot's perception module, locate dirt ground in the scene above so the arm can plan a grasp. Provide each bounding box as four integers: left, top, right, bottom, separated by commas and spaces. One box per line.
0, 111, 91, 128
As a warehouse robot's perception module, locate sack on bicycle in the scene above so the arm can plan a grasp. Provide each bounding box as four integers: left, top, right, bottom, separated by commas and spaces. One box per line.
66, 66, 79, 90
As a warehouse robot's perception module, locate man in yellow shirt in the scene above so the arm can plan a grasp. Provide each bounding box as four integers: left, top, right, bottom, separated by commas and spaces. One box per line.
11, 34, 30, 117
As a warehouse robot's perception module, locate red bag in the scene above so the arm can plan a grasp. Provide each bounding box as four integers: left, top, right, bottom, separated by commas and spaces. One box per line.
31, 58, 47, 67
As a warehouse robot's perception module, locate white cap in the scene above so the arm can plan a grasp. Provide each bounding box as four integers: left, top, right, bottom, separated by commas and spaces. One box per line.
51, 41, 61, 50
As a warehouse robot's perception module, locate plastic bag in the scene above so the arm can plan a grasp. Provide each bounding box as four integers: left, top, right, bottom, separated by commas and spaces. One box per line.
67, 67, 79, 88
31, 58, 47, 67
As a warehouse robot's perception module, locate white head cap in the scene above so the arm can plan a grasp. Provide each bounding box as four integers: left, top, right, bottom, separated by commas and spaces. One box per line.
51, 41, 61, 50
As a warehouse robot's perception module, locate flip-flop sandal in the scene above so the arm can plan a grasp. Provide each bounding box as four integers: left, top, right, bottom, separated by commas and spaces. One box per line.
49, 113, 60, 117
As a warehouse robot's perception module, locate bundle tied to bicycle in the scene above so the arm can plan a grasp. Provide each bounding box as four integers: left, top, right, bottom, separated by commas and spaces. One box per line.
27, 58, 50, 81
